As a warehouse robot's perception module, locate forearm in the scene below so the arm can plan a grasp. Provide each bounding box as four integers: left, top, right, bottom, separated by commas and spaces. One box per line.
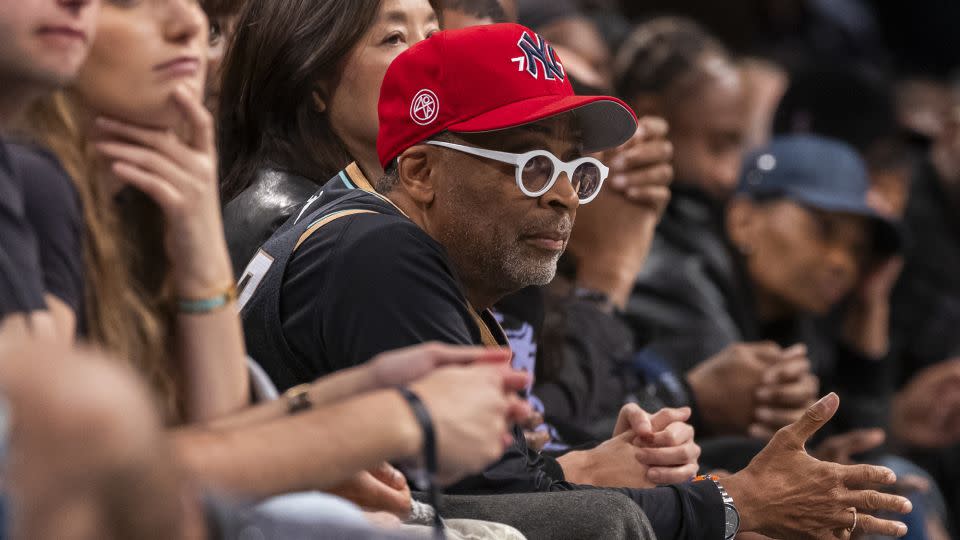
205, 364, 379, 431
171, 389, 421, 499
842, 298, 890, 359
574, 216, 658, 310
175, 308, 250, 422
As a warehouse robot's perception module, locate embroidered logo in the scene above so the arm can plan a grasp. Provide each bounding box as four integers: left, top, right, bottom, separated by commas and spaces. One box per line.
410, 89, 439, 125
511, 32, 565, 81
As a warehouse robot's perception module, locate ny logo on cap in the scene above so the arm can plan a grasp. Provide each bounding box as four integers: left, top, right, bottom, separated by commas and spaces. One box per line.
410, 89, 439, 125
512, 32, 565, 81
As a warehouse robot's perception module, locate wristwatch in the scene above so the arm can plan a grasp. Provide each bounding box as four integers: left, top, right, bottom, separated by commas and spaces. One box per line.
695, 475, 740, 540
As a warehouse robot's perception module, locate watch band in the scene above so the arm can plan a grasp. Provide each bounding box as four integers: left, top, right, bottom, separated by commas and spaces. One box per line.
397, 387, 444, 538
694, 475, 740, 540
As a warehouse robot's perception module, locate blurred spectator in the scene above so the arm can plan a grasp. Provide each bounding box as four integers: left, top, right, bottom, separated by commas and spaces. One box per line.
200, 0, 246, 114
615, 18, 747, 204
443, 0, 515, 27
219, 0, 441, 273
629, 136, 901, 438
617, 0, 889, 73
888, 99, 960, 534
773, 65, 913, 217
517, 0, 613, 90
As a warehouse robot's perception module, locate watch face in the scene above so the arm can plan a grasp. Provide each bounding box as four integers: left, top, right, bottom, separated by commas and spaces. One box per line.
724, 503, 740, 539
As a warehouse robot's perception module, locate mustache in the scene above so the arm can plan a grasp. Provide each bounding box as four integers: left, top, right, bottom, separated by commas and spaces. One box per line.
518, 215, 574, 237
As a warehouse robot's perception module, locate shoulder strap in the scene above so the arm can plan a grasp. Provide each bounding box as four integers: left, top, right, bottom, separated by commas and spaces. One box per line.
294, 209, 381, 251
295, 208, 503, 349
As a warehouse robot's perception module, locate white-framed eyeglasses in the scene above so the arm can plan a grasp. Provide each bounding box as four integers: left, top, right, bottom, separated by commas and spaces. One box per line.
425, 140, 609, 204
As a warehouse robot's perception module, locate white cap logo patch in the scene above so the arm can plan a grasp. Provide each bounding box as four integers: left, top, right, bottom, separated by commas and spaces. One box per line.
410, 89, 439, 125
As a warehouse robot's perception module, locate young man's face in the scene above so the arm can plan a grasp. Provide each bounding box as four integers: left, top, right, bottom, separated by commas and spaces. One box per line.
0, 0, 99, 91
660, 54, 748, 202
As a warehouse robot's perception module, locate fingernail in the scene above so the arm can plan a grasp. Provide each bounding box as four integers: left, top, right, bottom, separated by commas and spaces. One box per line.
756, 408, 772, 421
901, 499, 913, 513
897, 522, 908, 536
95, 117, 113, 128
611, 175, 627, 188
756, 387, 771, 400
763, 370, 778, 384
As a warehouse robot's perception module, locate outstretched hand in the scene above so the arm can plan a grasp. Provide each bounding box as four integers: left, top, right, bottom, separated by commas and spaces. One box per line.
725, 394, 911, 539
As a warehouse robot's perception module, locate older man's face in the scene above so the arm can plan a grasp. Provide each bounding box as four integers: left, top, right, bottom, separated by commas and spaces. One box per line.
428, 114, 583, 297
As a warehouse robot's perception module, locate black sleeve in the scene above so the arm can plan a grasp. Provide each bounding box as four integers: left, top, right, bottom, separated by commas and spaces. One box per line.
0, 147, 46, 317
830, 341, 893, 433
544, 474, 725, 540
282, 214, 479, 373
12, 144, 84, 314
625, 257, 740, 375
535, 296, 635, 430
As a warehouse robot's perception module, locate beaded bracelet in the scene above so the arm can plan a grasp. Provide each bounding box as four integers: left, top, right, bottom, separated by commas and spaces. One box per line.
177, 284, 238, 314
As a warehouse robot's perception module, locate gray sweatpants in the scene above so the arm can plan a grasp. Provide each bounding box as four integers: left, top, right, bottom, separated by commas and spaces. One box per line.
433, 490, 657, 540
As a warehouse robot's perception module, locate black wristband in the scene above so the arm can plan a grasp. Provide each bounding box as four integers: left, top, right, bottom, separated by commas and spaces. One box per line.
398, 387, 444, 538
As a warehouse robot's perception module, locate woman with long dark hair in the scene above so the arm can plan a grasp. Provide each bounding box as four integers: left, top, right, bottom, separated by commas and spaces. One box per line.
218, 0, 441, 271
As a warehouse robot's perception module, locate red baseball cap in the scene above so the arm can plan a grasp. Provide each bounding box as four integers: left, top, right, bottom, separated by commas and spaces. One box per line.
377, 23, 638, 167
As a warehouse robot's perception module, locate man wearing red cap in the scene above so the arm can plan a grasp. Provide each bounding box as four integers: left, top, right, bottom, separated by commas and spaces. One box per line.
240, 23, 911, 539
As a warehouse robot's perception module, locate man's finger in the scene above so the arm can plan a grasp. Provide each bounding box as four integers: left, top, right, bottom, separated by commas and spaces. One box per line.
649, 407, 692, 431
833, 429, 886, 458
782, 343, 807, 358
780, 393, 840, 445
761, 357, 813, 385
841, 464, 897, 486
636, 116, 670, 139
635, 443, 700, 466
855, 514, 908, 538
844, 489, 912, 514
431, 344, 511, 366
647, 463, 699, 485
499, 366, 531, 393
505, 395, 533, 424
615, 403, 653, 438
647, 421, 694, 447
744, 341, 786, 364
756, 375, 819, 406
370, 462, 407, 491
747, 423, 776, 440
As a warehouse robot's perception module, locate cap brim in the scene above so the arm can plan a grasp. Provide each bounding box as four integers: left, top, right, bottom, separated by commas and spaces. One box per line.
447, 95, 637, 153
784, 188, 904, 255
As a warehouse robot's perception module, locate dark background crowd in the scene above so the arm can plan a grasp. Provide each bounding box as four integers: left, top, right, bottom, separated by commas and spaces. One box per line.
0, 0, 958, 539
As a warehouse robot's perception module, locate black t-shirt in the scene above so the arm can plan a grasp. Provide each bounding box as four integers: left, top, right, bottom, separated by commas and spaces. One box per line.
241, 163, 723, 540
0, 140, 46, 318
10, 143, 85, 332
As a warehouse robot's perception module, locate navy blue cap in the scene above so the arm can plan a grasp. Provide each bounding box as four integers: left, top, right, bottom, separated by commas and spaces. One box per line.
737, 134, 901, 254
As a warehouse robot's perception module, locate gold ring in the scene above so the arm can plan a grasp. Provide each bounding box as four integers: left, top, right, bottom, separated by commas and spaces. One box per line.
846, 508, 858, 533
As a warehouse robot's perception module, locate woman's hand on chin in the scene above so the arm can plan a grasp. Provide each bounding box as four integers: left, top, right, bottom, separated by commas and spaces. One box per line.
92, 84, 234, 295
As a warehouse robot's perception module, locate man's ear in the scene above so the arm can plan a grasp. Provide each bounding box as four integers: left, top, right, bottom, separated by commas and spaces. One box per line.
396, 146, 437, 205
726, 196, 758, 255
